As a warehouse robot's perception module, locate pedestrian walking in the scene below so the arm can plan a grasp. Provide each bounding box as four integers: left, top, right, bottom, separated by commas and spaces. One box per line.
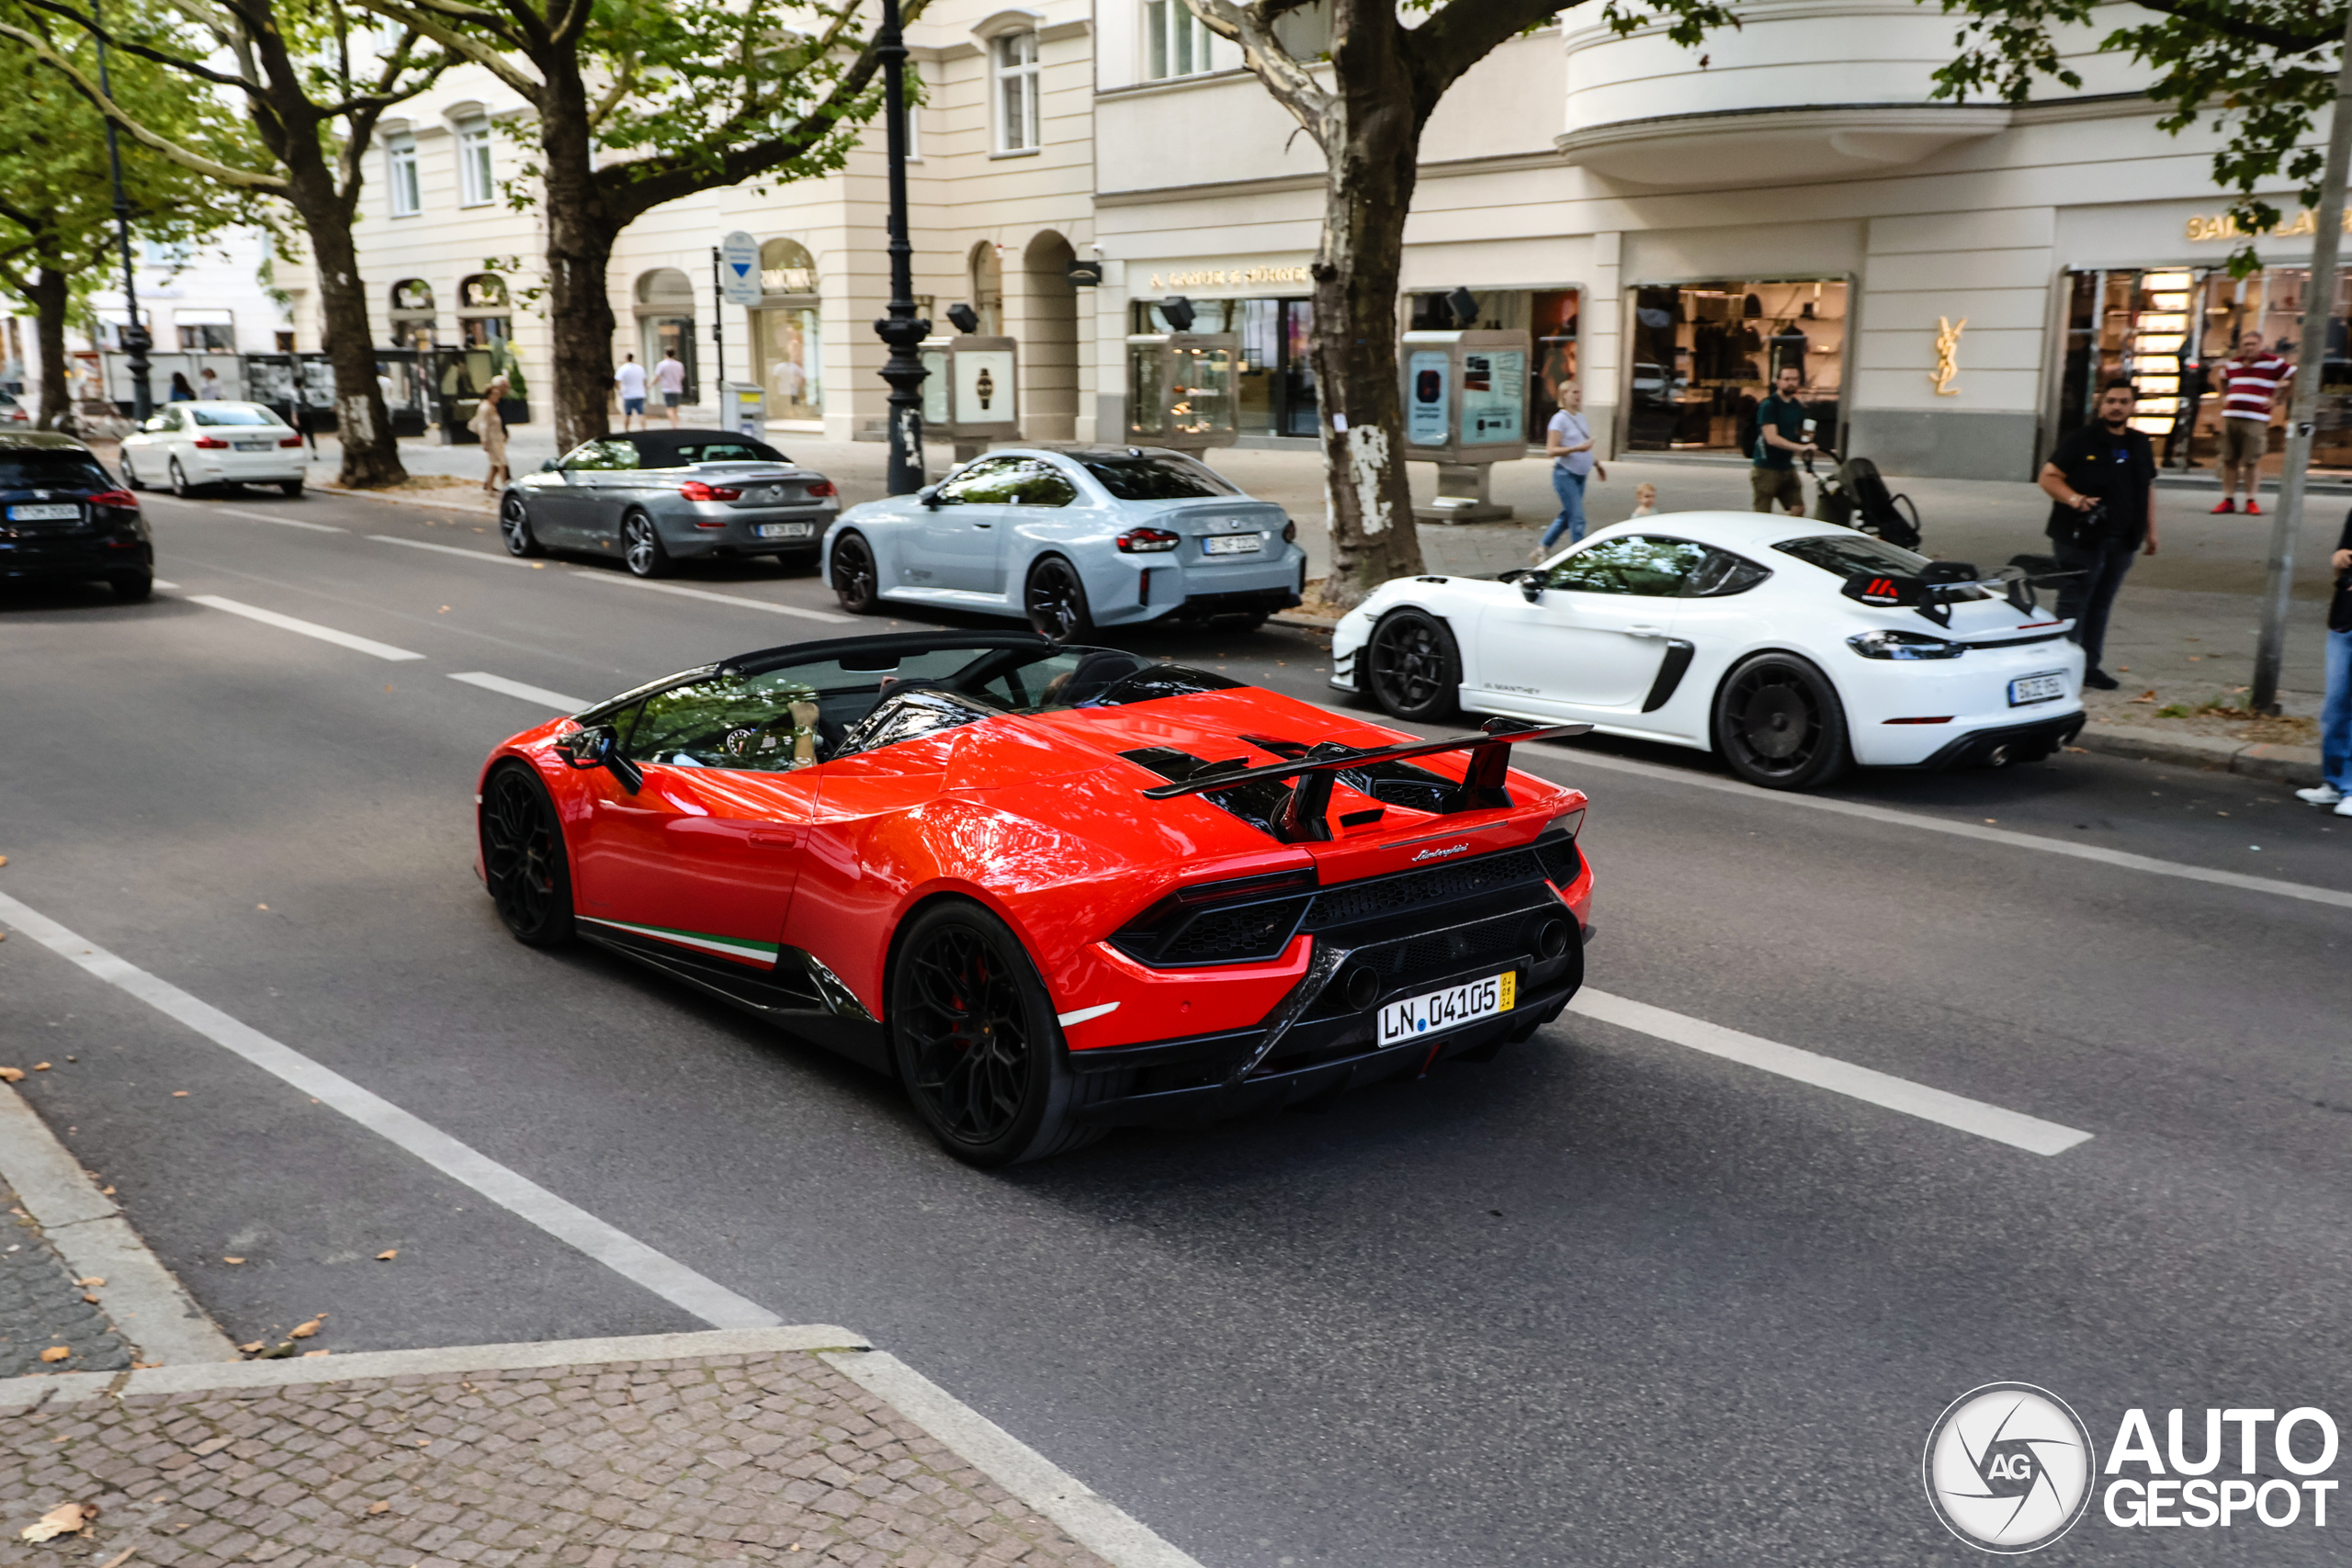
471, 373, 511, 493
2211, 330, 2290, 514
197, 366, 223, 400
616, 353, 649, 432
2039, 379, 2158, 690
168, 371, 195, 402
1533, 381, 1602, 558
1749, 365, 1814, 515
2294, 513, 2352, 816
654, 349, 686, 427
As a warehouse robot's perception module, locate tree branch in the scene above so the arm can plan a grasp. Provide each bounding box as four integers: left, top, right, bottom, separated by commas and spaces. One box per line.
356, 0, 544, 98
12, 0, 255, 89
1183, 0, 1332, 151
0, 19, 289, 188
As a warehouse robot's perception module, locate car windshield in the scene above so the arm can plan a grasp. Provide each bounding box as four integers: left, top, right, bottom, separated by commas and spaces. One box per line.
1771, 533, 1934, 578
0, 451, 111, 489
1080, 454, 1238, 501
647, 438, 786, 466
187, 406, 282, 427
605, 643, 1242, 770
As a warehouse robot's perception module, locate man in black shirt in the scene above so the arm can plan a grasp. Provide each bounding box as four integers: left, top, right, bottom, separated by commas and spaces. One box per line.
2296, 513, 2352, 814
2039, 379, 2159, 688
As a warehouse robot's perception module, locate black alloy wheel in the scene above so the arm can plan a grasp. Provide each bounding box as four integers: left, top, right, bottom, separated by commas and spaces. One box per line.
500, 493, 544, 557
168, 458, 198, 499
889, 903, 1102, 1167
621, 511, 671, 578
480, 764, 576, 946
1365, 608, 1462, 723
831, 532, 881, 614
1713, 653, 1850, 791
1024, 556, 1093, 640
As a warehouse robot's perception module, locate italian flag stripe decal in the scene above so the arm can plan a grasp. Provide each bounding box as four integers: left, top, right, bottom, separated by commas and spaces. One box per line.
579, 917, 779, 964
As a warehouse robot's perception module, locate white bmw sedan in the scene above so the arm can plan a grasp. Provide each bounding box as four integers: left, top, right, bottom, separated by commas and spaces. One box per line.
1329, 513, 2086, 791
119, 401, 308, 498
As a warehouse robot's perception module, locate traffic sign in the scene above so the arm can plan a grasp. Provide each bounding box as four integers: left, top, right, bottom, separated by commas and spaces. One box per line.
718, 231, 762, 306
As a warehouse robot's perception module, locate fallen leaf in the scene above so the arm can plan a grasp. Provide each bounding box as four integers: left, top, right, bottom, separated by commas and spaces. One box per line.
75, 1276, 103, 1287
98, 1546, 140, 1568
82, 1293, 97, 1304
19, 1502, 93, 1541
130, 1360, 157, 1370
0, 854, 9, 866
376, 1249, 399, 1261
100, 1187, 114, 1196
2064, 746, 2088, 754
0, 1067, 22, 1082
31, 1062, 50, 1071
239, 1341, 265, 1354
256, 904, 268, 911
367, 1501, 390, 1516
301, 1349, 330, 1359
173, 1090, 189, 1098
223, 1257, 245, 1265
438, 605, 450, 613
289, 1318, 320, 1337
40, 1346, 72, 1363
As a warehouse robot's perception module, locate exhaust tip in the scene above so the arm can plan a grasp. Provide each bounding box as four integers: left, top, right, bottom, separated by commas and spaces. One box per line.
1987, 743, 2014, 767
1532, 918, 1571, 960
1339, 964, 1382, 1011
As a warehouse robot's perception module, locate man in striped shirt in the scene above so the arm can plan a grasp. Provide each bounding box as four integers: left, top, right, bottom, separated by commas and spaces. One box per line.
2213, 330, 2290, 514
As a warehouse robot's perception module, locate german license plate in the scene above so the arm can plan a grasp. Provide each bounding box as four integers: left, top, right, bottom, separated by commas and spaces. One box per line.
1378, 970, 1514, 1045
756, 522, 815, 539
1203, 533, 1261, 555
233, 440, 274, 452
2008, 671, 2067, 705
6, 503, 77, 521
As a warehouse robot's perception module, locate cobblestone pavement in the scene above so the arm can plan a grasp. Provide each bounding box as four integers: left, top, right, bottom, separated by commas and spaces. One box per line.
1, 1185, 131, 1382
0, 1348, 1111, 1568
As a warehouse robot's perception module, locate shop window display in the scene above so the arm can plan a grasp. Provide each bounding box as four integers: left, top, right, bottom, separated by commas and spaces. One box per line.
1131, 298, 1316, 436
754, 240, 822, 423
1407, 289, 1578, 444
1623, 280, 1846, 454
2058, 266, 2352, 471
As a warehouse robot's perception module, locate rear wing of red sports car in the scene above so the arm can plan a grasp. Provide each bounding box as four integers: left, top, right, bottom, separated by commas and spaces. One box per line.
1138, 718, 1590, 843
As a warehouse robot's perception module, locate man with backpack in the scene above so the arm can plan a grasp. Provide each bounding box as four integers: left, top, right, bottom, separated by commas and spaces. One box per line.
1750, 365, 1815, 515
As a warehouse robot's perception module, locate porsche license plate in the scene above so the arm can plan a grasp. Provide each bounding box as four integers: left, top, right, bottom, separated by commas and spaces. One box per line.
756, 522, 815, 539
1378, 971, 1514, 1045
1202, 533, 1261, 555
2008, 671, 2067, 706
7, 503, 77, 521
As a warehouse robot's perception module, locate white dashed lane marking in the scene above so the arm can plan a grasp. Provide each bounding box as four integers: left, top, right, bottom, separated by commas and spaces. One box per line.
572, 570, 853, 623
187, 594, 424, 661
143, 494, 346, 532
449, 671, 591, 710
370, 535, 531, 566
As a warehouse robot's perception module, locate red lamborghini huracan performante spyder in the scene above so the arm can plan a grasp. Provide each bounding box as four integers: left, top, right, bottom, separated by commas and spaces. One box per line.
475, 632, 1595, 1165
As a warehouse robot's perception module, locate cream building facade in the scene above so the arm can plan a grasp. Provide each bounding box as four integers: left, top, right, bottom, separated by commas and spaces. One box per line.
319, 1, 2330, 480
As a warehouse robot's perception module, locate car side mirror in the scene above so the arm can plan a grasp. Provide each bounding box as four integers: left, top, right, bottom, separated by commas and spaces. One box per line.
541, 457, 561, 473
1519, 577, 1544, 604
918, 486, 942, 510
555, 725, 641, 793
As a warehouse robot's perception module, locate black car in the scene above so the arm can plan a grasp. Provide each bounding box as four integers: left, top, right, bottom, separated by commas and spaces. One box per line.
0, 431, 153, 600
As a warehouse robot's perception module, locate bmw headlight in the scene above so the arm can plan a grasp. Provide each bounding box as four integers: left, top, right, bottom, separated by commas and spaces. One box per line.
1847, 629, 1966, 660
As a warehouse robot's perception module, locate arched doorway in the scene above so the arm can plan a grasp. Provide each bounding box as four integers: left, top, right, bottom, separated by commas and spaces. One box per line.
633, 267, 698, 401
754, 239, 821, 423
1021, 231, 1079, 440
967, 242, 1003, 336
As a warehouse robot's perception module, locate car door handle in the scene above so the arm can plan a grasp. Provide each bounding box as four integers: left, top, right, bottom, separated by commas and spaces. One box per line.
747, 829, 796, 846
1625, 625, 1669, 639
972, 522, 992, 529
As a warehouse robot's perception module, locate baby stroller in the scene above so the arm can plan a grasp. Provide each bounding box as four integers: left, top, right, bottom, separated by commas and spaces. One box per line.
1810, 452, 1922, 548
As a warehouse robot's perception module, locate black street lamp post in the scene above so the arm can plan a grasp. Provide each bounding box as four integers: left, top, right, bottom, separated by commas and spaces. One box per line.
92, 0, 153, 421
871, 0, 928, 495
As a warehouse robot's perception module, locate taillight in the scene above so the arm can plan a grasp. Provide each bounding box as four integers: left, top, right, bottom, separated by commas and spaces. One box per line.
192, 436, 229, 449
805, 479, 837, 497
279, 434, 302, 447
1282, 518, 1297, 543
87, 490, 137, 509
680, 479, 741, 502
1117, 527, 1181, 553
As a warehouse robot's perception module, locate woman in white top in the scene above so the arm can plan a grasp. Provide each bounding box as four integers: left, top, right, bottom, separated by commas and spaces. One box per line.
1534, 382, 1603, 558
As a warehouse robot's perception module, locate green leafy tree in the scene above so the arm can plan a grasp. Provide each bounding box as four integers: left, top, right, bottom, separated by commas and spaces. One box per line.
0, 0, 448, 485
1184, 0, 1736, 605
354, 0, 926, 449
1928, 0, 2349, 276
0, 17, 252, 429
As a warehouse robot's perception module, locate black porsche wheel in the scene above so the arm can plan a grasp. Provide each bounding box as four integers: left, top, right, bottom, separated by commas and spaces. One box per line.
1365, 608, 1461, 722
889, 903, 1102, 1167
1024, 556, 1093, 640
500, 493, 543, 557
1713, 653, 1850, 791
621, 511, 672, 578
831, 532, 881, 614
480, 763, 575, 946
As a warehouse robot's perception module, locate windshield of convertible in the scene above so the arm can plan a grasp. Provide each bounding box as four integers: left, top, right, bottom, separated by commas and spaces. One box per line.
596, 643, 1238, 773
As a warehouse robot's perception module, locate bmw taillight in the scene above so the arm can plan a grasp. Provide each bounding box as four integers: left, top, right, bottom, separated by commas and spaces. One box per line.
1282, 518, 1297, 543
192, 436, 228, 449
680, 479, 741, 502
1117, 527, 1181, 553
805, 479, 837, 497
278, 434, 302, 447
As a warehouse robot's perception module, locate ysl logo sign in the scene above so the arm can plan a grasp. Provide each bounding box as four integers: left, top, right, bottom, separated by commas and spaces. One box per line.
1932, 316, 1967, 397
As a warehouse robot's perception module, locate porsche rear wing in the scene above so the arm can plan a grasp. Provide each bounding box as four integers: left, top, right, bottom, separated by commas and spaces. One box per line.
1138, 718, 1590, 844
1839, 560, 2079, 626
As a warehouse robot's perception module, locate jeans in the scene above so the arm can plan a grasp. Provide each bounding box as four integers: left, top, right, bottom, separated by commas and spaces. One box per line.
1541, 467, 1588, 550
2052, 536, 2140, 672
2324, 626, 2352, 791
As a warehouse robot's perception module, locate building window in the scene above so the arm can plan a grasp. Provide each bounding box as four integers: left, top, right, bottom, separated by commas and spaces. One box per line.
1623, 279, 1848, 455
388, 133, 421, 216
457, 117, 493, 207
176, 319, 235, 352
1144, 1, 1213, 80
993, 31, 1039, 153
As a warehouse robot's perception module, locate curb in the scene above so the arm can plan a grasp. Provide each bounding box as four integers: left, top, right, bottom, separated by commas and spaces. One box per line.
2077, 722, 2324, 785
315, 481, 499, 516
0, 1083, 239, 1371
1268, 611, 1338, 634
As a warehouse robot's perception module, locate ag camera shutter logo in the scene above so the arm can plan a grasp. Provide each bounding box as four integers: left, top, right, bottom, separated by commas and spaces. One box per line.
1924, 1383, 2096, 1553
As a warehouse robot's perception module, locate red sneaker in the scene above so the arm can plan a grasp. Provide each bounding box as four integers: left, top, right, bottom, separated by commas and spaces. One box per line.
2245, 500, 2262, 514
2210, 499, 2235, 513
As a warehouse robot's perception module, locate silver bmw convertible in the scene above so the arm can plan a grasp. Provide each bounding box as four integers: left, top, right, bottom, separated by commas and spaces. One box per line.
498, 429, 841, 576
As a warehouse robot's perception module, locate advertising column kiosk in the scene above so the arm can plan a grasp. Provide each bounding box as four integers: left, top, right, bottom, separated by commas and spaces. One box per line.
919, 335, 1021, 462
1125, 333, 1241, 453
1400, 329, 1532, 522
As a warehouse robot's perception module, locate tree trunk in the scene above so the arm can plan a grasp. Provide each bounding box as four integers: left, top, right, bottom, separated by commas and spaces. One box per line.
1312, 12, 1427, 607
277, 157, 406, 488
538, 61, 616, 452
30, 265, 70, 431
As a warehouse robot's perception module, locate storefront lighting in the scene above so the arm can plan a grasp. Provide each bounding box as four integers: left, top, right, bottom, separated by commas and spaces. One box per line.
2134, 313, 2188, 333
2132, 333, 2188, 355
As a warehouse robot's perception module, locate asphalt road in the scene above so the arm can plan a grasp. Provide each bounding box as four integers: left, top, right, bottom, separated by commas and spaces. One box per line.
3, 485, 2349, 1566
